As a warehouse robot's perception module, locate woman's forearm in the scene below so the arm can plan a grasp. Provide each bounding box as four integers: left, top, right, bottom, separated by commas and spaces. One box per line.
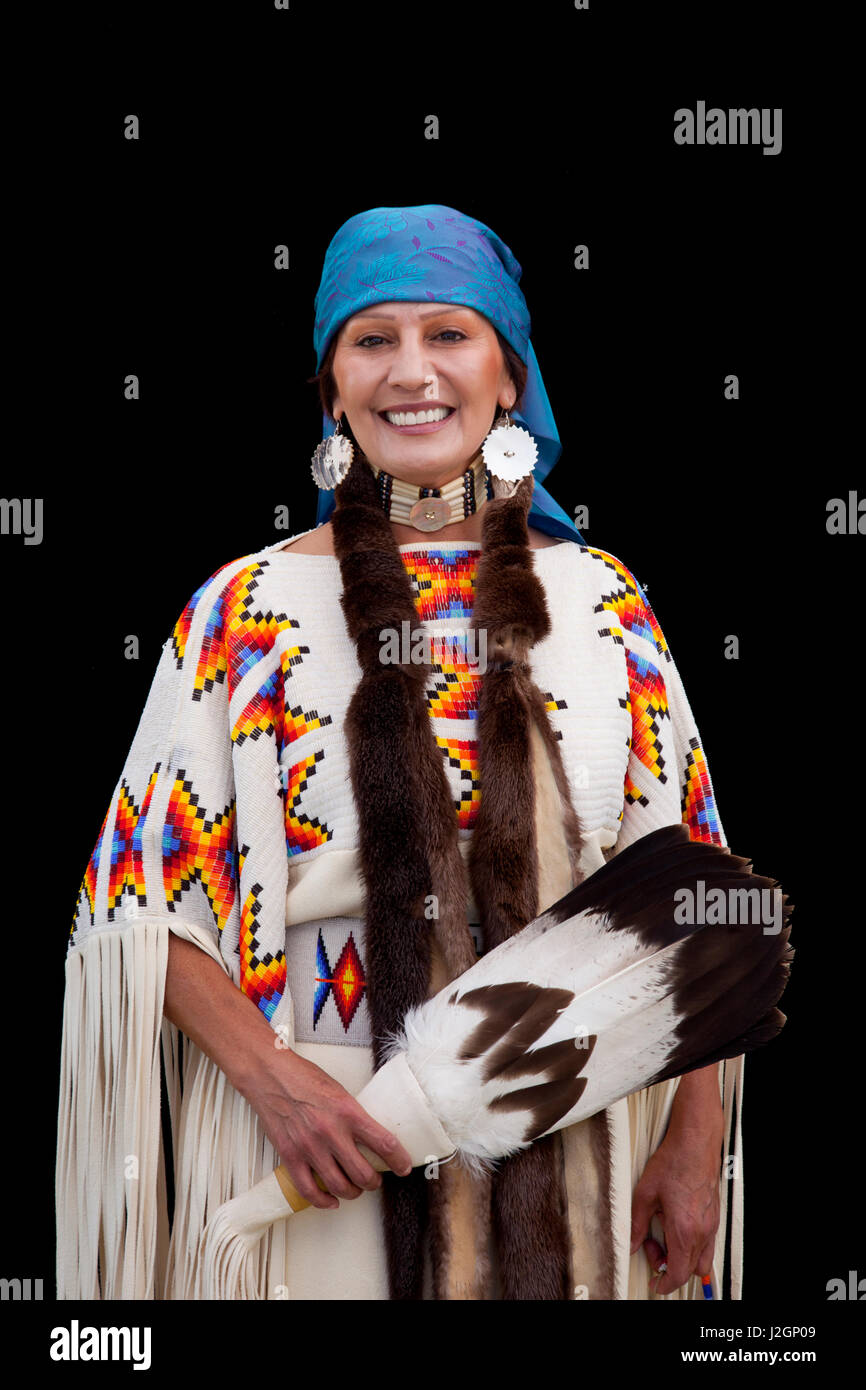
161, 931, 414, 1204
162, 931, 280, 1097
667, 1062, 725, 1139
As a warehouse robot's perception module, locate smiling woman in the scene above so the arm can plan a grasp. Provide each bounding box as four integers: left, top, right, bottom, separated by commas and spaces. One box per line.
304, 301, 536, 548
294, 301, 553, 550
309, 303, 530, 490
335, 303, 520, 453
57, 203, 757, 1303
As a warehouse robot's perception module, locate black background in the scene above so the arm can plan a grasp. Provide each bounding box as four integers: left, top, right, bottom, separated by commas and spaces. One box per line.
3, 0, 859, 1365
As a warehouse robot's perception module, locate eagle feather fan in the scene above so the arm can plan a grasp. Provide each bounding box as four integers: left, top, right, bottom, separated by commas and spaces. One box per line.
382, 822, 793, 1170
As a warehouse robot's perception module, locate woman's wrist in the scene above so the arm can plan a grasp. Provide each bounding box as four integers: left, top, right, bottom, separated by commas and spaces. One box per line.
231, 1021, 303, 1103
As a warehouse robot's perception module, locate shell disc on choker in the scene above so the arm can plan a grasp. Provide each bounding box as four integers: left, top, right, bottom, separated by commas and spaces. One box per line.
408, 497, 453, 531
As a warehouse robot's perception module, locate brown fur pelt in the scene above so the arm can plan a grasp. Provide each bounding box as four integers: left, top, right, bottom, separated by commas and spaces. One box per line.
331, 453, 589, 1299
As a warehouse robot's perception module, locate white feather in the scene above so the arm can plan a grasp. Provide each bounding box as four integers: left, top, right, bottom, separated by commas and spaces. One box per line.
387, 907, 715, 1166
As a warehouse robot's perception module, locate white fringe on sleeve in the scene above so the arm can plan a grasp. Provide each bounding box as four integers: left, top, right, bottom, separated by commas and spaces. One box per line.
55, 918, 288, 1300
56, 919, 169, 1299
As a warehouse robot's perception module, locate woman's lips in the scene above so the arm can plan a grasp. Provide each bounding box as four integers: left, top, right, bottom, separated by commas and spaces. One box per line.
378, 407, 457, 435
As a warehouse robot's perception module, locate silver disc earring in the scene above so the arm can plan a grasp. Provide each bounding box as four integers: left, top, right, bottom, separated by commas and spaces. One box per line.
481, 407, 538, 497
311, 415, 355, 490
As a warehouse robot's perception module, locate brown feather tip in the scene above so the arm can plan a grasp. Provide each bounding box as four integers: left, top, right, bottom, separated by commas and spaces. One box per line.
454, 981, 595, 1144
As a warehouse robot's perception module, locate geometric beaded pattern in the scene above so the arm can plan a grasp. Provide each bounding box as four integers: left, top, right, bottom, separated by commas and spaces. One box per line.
625, 647, 670, 784
222, 566, 300, 701
313, 928, 366, 1031
435, 734, 481, 828
582, 545, 723, 847
66, 556, 328, 1026
397, 546, 577, 832
191, 561, 337, 861
106, 764, 162, 921
681, 736, 723, 845
624, 774, 650, 810
232, 663, 333, 750
72, 804, 110, 934
400, 549, 477, 620
284, 749, 333, 856
239, 874, 285, 1021
402, 547, 482, 830
283, 701, 333, 745
425, 631, 482, 720
169, 557, 238, 671
232, 664, 286, 748
582, 546, 671, 663
162, 770, 237, 931
542, 690, 568, 740
70, 804, 111, 937
201, 566, 292, 701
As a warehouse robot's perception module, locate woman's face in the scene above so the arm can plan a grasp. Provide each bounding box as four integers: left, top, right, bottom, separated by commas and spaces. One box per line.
331, 302, 515, 488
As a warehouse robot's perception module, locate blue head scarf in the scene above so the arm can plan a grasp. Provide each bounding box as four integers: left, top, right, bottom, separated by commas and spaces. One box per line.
312, 204, 584, 544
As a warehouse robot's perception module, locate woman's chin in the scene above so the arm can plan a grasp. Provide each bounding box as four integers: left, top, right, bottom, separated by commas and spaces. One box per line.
362, 445, 469, 483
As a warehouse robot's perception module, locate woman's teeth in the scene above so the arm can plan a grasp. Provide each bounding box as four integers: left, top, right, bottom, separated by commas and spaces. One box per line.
383, 406, 454, 426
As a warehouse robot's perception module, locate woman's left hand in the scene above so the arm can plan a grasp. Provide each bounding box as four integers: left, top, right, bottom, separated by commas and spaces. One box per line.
629, 1088, 725, 1296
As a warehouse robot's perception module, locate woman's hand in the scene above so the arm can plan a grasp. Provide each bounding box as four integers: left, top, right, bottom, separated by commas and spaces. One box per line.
162, 933, 414, 1213
241, 1045, 415, 1212
629, 1067, 725, 1295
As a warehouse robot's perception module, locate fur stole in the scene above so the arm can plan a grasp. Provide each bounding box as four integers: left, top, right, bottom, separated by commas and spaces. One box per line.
330, 453, 598, 1299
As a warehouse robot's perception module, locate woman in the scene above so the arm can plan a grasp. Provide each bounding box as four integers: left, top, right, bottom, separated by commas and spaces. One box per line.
56, 204, 743, 1300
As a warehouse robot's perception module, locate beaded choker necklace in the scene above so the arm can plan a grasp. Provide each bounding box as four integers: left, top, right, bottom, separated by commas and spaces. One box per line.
370, 450, 490, 532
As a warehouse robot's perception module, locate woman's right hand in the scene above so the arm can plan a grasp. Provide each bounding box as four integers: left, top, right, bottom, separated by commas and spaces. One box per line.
241, 1044, 415, 1211
162, 934, 412, 1212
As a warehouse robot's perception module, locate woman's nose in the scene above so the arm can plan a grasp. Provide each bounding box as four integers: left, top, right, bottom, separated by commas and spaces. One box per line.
387, 335, 435, 386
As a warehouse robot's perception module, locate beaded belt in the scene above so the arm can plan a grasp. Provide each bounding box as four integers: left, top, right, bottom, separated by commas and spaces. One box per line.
285, 916, 485, 1046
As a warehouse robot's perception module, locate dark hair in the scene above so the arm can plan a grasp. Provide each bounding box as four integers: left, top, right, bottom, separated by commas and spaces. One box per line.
306, 322, 528, 437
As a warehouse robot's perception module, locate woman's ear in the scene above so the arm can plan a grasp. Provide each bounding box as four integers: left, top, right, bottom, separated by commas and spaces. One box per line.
499, 353, 517, 413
